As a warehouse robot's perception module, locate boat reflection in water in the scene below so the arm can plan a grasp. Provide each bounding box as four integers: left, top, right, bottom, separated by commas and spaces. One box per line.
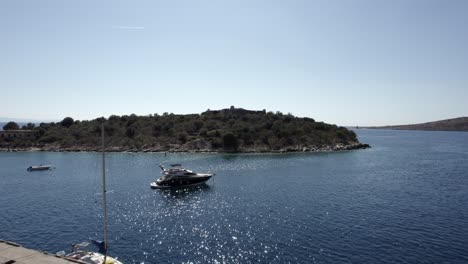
158, 183, 212, 200
150, 164, 215, 189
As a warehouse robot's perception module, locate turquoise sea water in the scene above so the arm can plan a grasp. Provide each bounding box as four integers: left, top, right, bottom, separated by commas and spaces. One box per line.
1, 129, 467, 263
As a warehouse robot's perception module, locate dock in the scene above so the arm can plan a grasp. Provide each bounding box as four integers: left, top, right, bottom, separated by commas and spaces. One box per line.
0, 240, 83, 264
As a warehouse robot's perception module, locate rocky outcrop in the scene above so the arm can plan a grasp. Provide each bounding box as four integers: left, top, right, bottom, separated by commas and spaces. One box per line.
0, 142, 370, 153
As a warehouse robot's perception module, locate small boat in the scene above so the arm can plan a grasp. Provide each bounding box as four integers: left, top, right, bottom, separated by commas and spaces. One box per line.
150, 164, 215, 189
61, 241, 122, 264
27, 165, 52, 171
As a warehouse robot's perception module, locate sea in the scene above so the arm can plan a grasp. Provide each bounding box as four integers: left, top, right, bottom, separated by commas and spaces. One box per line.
1, 129, 467, 264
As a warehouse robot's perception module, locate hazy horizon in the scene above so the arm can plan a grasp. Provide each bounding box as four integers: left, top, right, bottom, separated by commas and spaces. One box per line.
2, 0, 468, 126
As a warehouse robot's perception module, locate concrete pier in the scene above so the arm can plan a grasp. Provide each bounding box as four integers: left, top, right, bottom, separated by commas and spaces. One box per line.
0, 240, 82, 264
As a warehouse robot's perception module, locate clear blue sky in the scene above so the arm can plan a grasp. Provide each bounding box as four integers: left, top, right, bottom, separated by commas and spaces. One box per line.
1, 0, 467, 126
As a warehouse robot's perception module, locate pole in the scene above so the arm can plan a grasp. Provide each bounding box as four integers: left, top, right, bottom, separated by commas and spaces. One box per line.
101, 124, 108, 264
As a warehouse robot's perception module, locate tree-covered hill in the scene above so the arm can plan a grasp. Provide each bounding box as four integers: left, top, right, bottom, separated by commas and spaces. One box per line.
0, 107, 369, 152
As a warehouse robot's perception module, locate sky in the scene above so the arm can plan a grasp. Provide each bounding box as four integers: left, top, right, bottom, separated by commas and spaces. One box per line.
1, 0, 467, 126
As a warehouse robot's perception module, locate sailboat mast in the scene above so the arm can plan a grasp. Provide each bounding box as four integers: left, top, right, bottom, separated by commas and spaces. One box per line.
101, 124, 108, 263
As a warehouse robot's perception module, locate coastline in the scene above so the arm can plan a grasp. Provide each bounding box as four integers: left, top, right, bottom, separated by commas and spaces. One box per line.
0, 142, 370, 154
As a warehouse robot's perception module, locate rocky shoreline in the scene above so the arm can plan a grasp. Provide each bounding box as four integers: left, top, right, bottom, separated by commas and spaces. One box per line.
0, 143, 370, 153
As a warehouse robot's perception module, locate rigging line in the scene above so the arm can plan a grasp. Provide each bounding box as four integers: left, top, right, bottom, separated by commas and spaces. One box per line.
91, 157, 100, 204
101, 124, 108, 263
86, 154, 99, 205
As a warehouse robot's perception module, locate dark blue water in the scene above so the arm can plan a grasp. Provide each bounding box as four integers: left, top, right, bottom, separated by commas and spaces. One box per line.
1, 130, 468, 264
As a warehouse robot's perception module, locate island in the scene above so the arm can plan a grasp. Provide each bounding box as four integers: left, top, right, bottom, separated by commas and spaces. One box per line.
0, 107, 369, 153
366, 117, 468, 132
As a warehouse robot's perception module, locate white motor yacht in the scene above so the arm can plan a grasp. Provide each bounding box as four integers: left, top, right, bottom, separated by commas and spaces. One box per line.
150, 164, 215, 189
27, 165, 52, 171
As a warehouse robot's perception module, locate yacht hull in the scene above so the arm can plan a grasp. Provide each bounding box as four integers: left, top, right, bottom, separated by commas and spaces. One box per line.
27, 165, 52, 171
150, 175, 213, 189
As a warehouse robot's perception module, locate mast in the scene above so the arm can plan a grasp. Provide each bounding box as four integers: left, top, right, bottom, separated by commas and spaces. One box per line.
101, 124, 108, 263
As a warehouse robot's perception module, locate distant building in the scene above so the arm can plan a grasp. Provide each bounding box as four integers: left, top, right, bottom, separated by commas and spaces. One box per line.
0, 130, 37, 139
203, 107, 265, 116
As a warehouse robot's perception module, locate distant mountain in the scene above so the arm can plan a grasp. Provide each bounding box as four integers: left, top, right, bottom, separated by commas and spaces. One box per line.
367, 117, 468, 132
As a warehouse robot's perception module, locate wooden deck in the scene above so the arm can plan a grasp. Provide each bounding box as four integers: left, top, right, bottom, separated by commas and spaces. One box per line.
0, 240, 82, 264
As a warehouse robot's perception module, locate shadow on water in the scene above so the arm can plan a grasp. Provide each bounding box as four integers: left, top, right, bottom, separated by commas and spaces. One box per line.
219, 153, 242, 161
155, 183, 212, 199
